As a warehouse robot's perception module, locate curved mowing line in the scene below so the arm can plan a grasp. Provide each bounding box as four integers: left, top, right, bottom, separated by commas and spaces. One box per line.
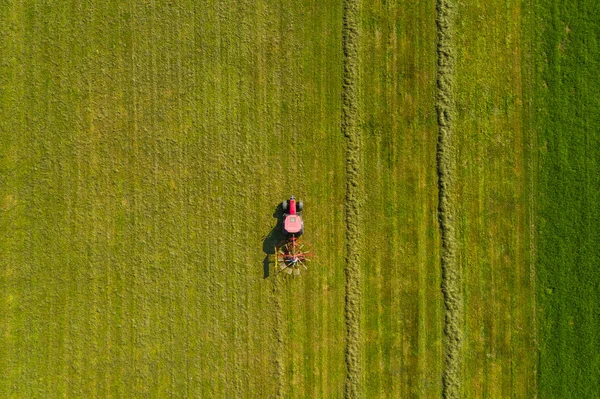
436, 1, 463, 398
342, 0, 362, 397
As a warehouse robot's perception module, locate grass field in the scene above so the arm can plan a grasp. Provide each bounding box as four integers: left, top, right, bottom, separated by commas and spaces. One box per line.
360, 1, 442, 397
534, 0, 600, 397
454, 1, 537, 396
1, 1, 599, 398
1, 1, 347, 397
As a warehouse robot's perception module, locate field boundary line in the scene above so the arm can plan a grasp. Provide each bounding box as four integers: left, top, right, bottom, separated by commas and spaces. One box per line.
342, 0, 362, 397
435, 1, 463, 398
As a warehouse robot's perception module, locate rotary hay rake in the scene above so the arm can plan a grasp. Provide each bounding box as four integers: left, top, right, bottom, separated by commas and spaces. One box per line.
276, 236, 313, 276
275, 195, 313, 276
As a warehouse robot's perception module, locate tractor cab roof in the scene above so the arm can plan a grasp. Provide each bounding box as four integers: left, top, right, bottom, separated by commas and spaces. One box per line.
284, 214, 303, 234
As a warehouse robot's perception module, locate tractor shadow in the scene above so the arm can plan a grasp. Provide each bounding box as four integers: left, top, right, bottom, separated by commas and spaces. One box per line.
262, 203, 286, 278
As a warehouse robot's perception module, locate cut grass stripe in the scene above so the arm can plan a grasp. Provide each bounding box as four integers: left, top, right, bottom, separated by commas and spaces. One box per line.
342, 0, 362, 397
436, 1, 463, 398
272, 277, 285, 399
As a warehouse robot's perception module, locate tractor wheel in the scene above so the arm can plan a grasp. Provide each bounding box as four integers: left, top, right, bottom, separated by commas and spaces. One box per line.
297, 201, 303, 212
282, 201, 288, 212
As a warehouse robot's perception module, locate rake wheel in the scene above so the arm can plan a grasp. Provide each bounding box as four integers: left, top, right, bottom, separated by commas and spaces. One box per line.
275, 237, 313, 276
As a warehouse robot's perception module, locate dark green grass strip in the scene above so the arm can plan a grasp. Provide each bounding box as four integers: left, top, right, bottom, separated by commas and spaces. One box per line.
535, 1, 600, 397
342, 0, 362, 397
436, 1, 462, 398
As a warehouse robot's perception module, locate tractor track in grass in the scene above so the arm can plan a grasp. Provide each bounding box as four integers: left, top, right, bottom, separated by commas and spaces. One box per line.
522, 2, 538, 394
271, 277, 285, 399
342, 0, 362, 397
436, 1, 462, 398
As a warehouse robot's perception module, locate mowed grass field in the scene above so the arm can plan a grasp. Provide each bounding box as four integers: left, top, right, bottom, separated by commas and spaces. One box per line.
0, 1, 347, 397
454, 1, 537, 397
1, 1, 599, 398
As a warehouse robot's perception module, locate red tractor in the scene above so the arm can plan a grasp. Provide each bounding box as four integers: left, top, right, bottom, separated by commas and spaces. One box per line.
282, 195, 304, 236
276, 196, 312, 276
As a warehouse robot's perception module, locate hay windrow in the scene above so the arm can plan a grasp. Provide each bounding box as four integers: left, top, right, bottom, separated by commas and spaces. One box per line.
436, 1, 463, 398
342, 0, 362, 397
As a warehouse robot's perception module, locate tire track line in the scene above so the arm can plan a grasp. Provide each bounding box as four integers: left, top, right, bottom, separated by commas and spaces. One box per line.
522, 1, 538, 395
266, 6, 286, 397
435, 1, 463, 398
341, 0, 362, 397
528, 59, 539, 399
272, 276, 285, 399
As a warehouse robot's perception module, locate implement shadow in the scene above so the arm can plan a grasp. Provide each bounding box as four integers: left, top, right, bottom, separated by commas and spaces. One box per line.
262, 203, 286, 278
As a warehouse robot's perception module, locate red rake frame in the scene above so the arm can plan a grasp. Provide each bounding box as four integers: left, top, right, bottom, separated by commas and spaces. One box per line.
275, 236, 314, 276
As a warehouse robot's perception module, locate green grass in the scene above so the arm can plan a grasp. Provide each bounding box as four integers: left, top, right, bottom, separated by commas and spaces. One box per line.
1, 1, 600, 398
534, 0, 600, 397
0, 1, 347, 397
360, 1, 442, 398
453, 1, 537, 397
